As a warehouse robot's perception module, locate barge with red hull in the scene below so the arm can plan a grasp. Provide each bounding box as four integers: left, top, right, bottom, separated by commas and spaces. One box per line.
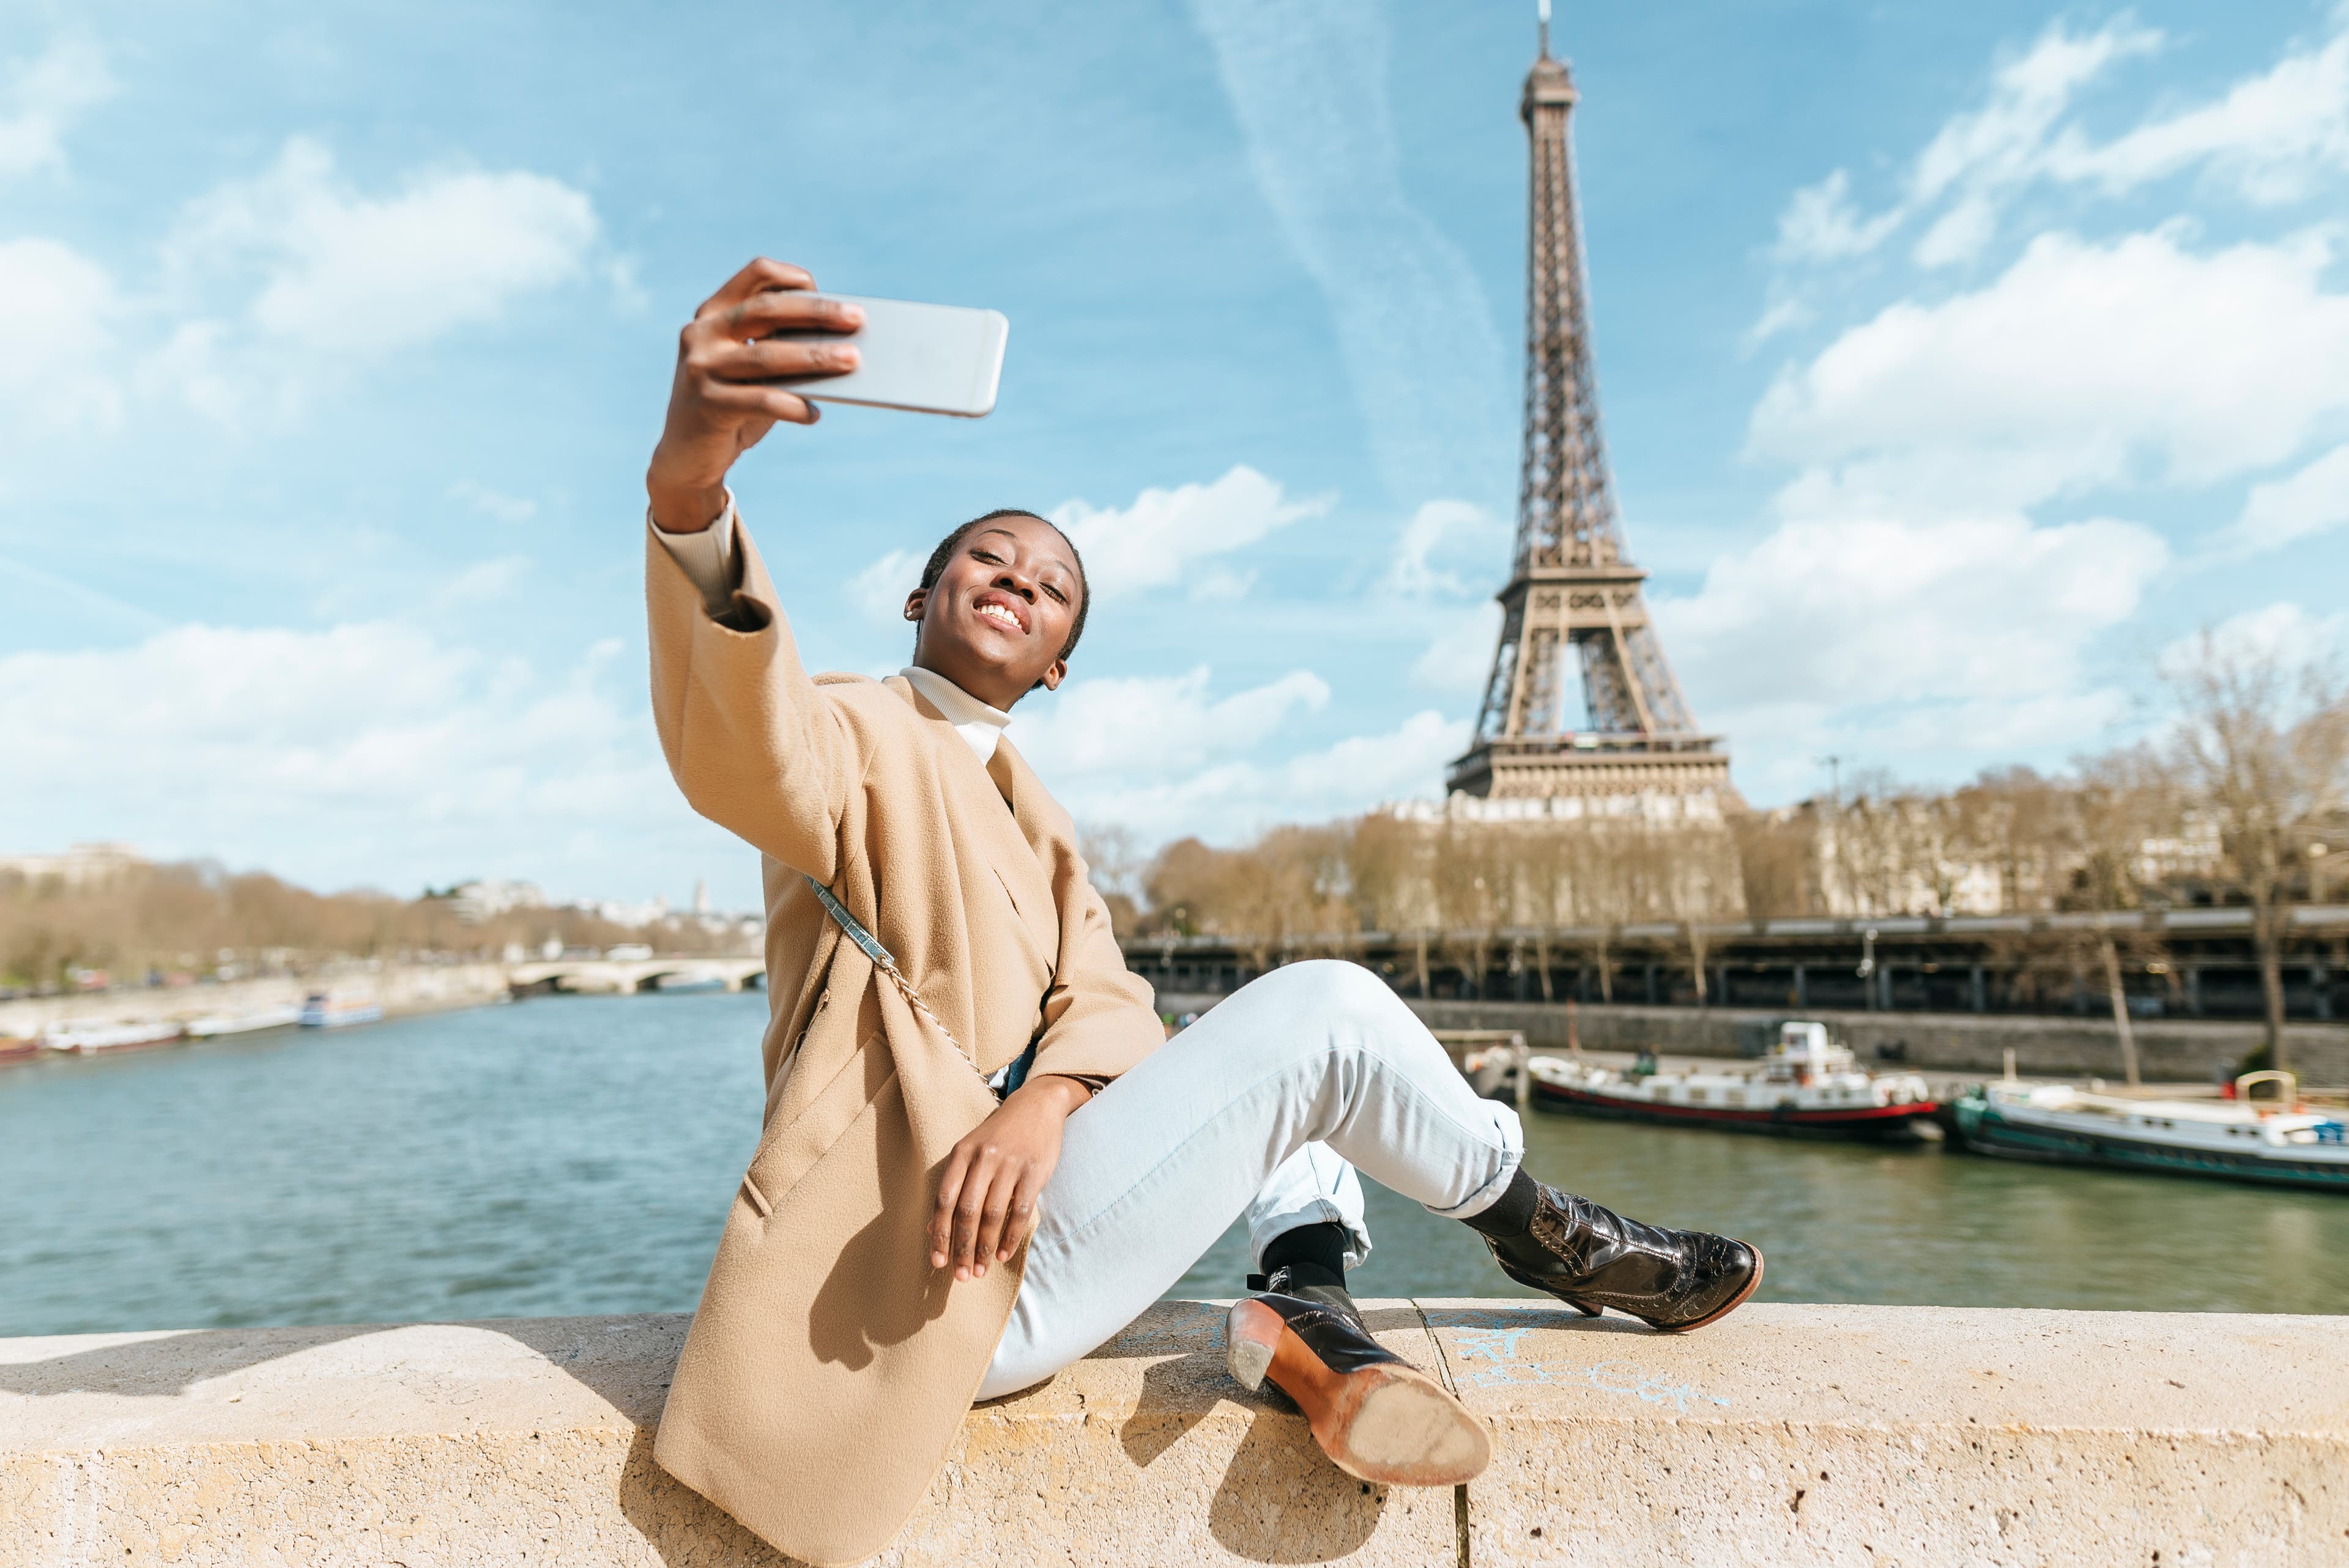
1527, 1022, 1940, 1141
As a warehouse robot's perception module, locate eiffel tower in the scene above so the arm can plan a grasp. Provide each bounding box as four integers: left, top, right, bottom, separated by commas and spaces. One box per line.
1446, 9, 1733, 806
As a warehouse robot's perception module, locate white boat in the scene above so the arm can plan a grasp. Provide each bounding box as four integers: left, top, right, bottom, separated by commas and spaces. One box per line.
1953, 1071, 2349, 1191
653, 973, 727, 994
40, 1019, 188, 1054
298, 994, 384, 1029
1528, 1021, 1940, 1140
186, 1005, 305, 1038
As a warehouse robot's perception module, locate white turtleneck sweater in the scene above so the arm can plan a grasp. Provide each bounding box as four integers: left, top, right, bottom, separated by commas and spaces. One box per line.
650, 495, 1014, 762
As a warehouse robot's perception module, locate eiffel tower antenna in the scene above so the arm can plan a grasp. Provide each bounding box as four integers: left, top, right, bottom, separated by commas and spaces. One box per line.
1445, 12, 1734, 807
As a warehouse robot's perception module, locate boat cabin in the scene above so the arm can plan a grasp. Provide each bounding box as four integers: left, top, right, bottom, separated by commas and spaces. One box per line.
1762, 1021, 1854, 1086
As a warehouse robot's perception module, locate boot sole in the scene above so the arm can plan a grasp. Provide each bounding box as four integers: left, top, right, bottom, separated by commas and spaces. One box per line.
1225, 1298, 1493, 1487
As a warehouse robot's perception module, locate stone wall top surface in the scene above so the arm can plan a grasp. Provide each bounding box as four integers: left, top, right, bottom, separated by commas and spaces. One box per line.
6, 1300, 2347, 1566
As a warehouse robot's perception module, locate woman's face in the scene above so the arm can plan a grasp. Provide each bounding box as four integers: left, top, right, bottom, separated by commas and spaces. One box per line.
904, 514, 1083, 711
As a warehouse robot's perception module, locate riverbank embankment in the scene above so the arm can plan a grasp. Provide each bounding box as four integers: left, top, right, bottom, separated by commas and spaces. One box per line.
1151, 991, 2349, 1086
0, 963, 511, 1040
4, 1300, 2341, 1565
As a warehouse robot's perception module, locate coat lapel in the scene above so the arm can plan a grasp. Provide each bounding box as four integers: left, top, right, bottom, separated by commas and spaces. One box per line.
884, 676, 1059, 977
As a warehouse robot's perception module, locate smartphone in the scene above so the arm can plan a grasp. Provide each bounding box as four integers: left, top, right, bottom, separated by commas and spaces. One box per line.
766, 294, 1008, 418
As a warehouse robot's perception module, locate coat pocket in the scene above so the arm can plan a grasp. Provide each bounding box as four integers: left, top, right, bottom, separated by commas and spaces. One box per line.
742, 1032, 899, 1218
738, 1171, 774, 1218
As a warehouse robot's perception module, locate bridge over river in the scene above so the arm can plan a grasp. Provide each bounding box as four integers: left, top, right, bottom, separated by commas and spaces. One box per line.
505, 955, 766, 995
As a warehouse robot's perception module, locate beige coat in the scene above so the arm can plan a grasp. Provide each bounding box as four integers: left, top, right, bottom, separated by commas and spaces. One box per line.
641, 520, 1162, 1565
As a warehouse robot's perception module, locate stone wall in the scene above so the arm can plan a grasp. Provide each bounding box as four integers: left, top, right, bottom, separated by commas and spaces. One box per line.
5, 1301, 2345, 1565
1156, 988, 2349, 1085
1401, 997, 2349, 1085
0, 963, 512, 1038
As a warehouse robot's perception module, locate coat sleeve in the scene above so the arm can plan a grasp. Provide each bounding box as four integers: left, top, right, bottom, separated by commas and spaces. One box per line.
645, 513, 863, 882
1025, 842, 1164, 1084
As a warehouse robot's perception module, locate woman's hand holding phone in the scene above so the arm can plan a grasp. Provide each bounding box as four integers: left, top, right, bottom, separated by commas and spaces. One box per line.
645, 257, 861, 533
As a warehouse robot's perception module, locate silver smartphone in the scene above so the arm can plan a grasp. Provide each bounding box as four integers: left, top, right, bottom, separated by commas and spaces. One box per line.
766, 294, 1009, 418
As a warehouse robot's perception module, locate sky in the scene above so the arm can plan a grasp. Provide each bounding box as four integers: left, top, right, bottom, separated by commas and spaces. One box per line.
4, 0, 2347, 911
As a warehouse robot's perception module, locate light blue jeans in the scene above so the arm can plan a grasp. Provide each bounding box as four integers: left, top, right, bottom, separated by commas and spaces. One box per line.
979, 960, 1524, 1399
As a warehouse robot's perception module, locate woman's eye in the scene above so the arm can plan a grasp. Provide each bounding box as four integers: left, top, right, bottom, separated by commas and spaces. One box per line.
1045, 585, 1067, 604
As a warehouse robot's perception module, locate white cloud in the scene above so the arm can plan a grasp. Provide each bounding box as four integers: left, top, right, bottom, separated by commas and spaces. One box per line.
1008, 665, 1329, 779
434, 555, 534, 607
1906, 20, 2162, 235
1409, 601, 1500, 693
1053, 465, 1328, 599
1764, 14, 2349, 287
0, 238, 122, 434
2159, 601, 2349, 676
1023, 702, 1469, 846
2217, 442, 2349, 555
0, 37, 114, 180
1752, 227, 2349, 510
1660, 510, 2167, 718
1772, 170, 1902, 264
850, 547, 924, 624
2050, 25, 2349, 204
1189, 0, 1512, 507
1378, 498, 1499, 599
0, 621, 704, 897
166, 137, 598, 360
0, 139, 602, 441
448, 481, 538, 525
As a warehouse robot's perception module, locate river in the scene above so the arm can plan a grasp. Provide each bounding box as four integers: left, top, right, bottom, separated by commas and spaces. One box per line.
4, 991, 2343, 1337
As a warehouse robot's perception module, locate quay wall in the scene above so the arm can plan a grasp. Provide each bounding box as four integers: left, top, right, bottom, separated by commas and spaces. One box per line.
0, 964, 511, 1038
4, 1301, 2345, 1566
1157, 990, 2349, 1086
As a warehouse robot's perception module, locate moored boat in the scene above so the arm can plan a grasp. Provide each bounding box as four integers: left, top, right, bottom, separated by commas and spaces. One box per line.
652, 973, 728, 994
1527, 1021, 1940, 1140
187, 1004, 305, 1039
298, 994, 384, 1029
0, 1035, 41, 1066
40, 1019, 188, 1054
1952, 1071, 2349, 1191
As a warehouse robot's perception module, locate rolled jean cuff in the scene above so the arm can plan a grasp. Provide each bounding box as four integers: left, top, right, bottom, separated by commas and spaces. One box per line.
1420, 1111, 1526, 1221
1247, 1198, 1373, 1273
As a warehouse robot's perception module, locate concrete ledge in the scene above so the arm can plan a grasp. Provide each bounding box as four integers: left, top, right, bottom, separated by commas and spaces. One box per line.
4, 1302, 2345, 1566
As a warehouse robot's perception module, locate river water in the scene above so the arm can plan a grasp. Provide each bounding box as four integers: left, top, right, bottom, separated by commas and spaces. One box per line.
4, 992, 2344, 1337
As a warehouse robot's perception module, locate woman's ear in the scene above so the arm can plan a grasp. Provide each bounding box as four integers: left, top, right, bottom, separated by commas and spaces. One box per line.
903, 589, 927, 622
1037, 658, 1068, 692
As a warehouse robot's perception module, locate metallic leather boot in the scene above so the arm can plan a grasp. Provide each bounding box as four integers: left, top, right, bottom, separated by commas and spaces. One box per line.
1482, 1182, 1763, 1332
1226, 1269, 1492, 1487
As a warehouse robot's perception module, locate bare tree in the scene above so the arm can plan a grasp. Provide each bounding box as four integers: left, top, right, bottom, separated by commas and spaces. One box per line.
2163, 631, 2349, 1072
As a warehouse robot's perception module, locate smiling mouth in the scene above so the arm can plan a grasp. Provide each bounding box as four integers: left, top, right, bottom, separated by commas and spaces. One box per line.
975, 599, 1026, 635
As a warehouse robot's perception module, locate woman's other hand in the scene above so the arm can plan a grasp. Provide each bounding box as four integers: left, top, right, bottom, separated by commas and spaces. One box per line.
929, 1074, 1092, 1281
645, 258, 863, 533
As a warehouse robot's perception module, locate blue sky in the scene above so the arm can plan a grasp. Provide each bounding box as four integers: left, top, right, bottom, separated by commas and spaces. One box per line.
4, 0, 2347, 909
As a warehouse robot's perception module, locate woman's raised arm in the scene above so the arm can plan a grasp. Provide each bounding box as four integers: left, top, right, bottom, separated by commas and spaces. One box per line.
643, 260, 864, 880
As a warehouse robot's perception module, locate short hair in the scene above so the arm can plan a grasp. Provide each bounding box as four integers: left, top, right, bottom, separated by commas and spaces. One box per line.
918, 508, 1091, 664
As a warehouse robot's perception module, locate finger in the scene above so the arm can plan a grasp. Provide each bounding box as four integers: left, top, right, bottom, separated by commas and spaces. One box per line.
702, 382, 822, 426
694, 335, 860, 385
698, 257, 814, 314
971, 1170, 1017, 1277
715, 289, 864, 339
932, 1148, 973, 1269
951, 1155, 996, 1279
997, 1166, 1048, 1263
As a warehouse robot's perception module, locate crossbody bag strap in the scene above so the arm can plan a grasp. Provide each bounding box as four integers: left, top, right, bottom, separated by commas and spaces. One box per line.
803, 873, 1036, 1095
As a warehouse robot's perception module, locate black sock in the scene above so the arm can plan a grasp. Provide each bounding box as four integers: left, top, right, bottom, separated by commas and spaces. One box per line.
1462, 1168, 1541, 1239
1255, 1220, 1349, 1292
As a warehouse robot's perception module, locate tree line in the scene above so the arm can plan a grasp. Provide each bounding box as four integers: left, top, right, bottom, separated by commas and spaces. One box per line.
1097, 632, 2348, 1067
0, 860, 747, 996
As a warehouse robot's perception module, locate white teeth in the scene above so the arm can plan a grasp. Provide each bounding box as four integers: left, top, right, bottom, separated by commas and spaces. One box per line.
979, 603, 1021, 632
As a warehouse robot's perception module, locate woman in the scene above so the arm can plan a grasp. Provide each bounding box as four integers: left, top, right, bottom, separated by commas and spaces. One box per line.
642, 261, 1761, 1566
